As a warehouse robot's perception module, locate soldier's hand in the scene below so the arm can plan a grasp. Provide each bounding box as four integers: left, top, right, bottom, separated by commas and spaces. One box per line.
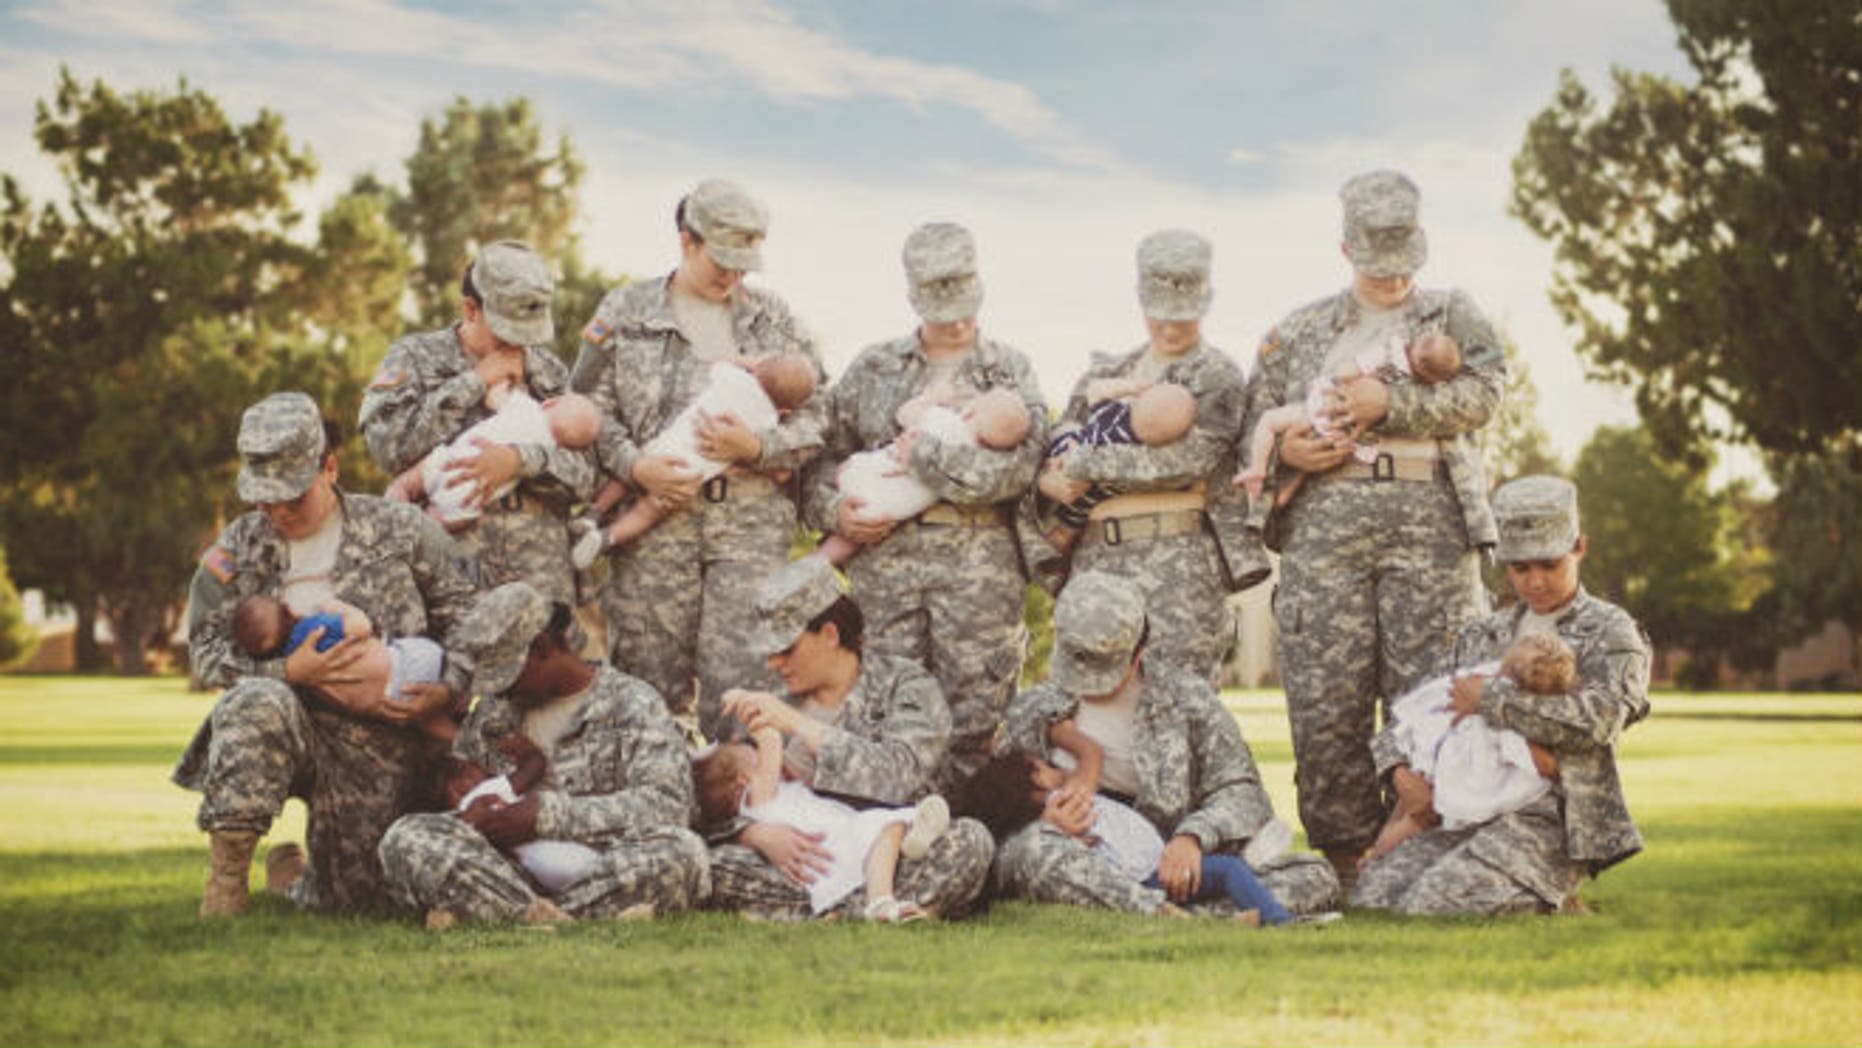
1037, 456, 1089, 505
1329, 373, 1390, 432
1041, 788, 1095, 837
632, 454, 701, 508
1447, 673, 1486, 724
1278, 423, 1353, 473
1156, 834, 1204, 903
461, 791, 540, 848
383, 682, 454, 727
739, 821, 832, 885
284, 632, 368, 689
694, 409, 763, 464
837, 496, 894, 545
1390, 765, 1434, 816
724, 689, 803, 737
473, 346, 526, 391
445, 438, 522, 507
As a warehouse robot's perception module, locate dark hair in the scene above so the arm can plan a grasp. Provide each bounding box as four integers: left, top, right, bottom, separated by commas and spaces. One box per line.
806, 595, 864, 655
231, 594, 292, 659
536, 601, 576, 652
460, 261, 481, 305
320, 417, 343, 460
691, 743, 752, 825
957, 751, 1048, 839
674, 196, 698, 241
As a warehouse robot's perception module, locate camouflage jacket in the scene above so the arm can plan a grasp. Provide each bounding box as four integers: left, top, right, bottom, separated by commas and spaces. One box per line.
184, 491, 480, 696
1239, 287, 1504, 549
803, 332, 1047, 532
569, 275, 827, 496
358, 326, 596, 507
806, 652, 952, 806
1371, 587, 1652, 870
455, 664, 696, 847
999, 665, 1276, 851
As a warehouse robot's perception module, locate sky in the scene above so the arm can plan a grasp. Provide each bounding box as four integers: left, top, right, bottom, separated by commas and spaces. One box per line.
0, 0, 1707, 468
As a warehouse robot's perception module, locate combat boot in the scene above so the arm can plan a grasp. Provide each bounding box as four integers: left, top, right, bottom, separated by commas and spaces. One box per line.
1323, 847, 1362, 903
199, 829, 259, 918
265, 842, 307, 896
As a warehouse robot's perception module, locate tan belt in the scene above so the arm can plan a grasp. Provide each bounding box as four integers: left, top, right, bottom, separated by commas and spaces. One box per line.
918, 501, 1008, 527
1082, 508, 1205, 547
698, 471, 779, 503
490, 489, 550, 514
1088, 488, 1207, 521
1328, 452, 1443, 483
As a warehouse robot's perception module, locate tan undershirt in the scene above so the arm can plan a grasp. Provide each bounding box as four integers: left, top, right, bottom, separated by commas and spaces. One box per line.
671, 285, 738, 362
1058, 674, 1143, 796
281, 507, 343, 615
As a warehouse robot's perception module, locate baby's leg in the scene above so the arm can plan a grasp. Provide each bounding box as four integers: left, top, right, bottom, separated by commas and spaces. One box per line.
1196, 854, 1293, 926
606, 498, 671, 547
384, 462, 427, 503
1369, 782, 1442, 861
1240, 405, 1306, 498
588, 478, 627, 520
864, 821, 906, 906
814, 533, 862, 567
1527, 742, 1560, 780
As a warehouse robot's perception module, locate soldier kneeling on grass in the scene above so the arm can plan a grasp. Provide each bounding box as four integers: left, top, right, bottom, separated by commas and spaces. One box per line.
1353, 475, 1653, 916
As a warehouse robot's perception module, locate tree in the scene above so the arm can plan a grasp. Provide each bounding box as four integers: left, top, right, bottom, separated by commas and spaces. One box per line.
1759, 451, 1861, 683
1511, 0, 1859, 464
1571, 426, 1765, 683
0, 71, 407, 674
0, 545, 35, 670
375, 96, 616, 362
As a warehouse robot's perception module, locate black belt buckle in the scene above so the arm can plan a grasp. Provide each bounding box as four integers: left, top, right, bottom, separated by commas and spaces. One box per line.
1102, 517, 1123, 546
703, 476, 728, 503
1371, 453, 1396, 482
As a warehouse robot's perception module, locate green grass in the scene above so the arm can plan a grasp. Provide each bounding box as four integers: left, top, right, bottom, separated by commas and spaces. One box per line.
1, 676, 1858, 1046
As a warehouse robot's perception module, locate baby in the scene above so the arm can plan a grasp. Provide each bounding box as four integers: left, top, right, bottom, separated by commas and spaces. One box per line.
230, 593, 451, 740
960, 736, 1297, 925
813, 387, 1032, 567
1043, 381, 1198, 553
1372, 631, 1575, 860
692, 727, 950, 922
572, 353, 816, 569
385, 385, 603, 531
1237, 331, 1461, 505
439, 733, 603, 895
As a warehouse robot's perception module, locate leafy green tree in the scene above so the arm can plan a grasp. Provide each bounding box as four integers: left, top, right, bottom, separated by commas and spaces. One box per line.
1511, 0, 1859, 463
1571, 426, 1765, 683
0, 70, 407, 674
0, 545, 36, 670
1758, 451, 1861, 683
375, 96, 617, 362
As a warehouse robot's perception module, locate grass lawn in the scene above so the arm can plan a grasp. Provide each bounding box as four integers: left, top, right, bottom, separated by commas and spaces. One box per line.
1, 676, 1858, 1046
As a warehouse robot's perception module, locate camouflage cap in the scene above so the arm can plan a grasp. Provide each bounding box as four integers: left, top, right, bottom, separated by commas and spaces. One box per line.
684, 178, 768, 272
236, 391, 326, 504
470, 240, 555, 347
902, 222, 984, 323
1340, 170, 1427, 278
1136, 230, 1213, 321
1493, 475, 1581, 562
746, 558, 847, 656
457, 581, 552, 697
1050, 571, 1147, 695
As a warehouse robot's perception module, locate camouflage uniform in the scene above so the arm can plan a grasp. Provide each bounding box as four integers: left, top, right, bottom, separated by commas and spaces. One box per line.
357, 329, 594, 607
1354, 587, 1651, 914
1241, 173, 1505, 855
993, 669, 1338, 916
707, 562, 994, 917
805, 224, 1048, 793
570, 272, 826, 737
173, 488, 480, 912
379, 662, 709, 921
1032, 232, 1262, 685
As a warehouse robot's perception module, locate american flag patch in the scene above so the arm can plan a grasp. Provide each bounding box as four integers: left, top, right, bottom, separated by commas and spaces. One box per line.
369, 365, 409, 390
582, 319, 613, 344
201, 546, 236, 584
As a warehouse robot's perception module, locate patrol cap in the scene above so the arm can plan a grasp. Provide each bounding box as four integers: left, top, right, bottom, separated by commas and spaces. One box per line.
1340, 170, 1427, 279
1050, 571, 1147, 695
1136, 230, 1213, 321
1493, 475, 1581, 562
746, 558, 847, 656
236, 391, 326, 504
683, 178, 768, 272
457, 581, 553, 697
470, 240, 555, 347
902, 222, 984, 323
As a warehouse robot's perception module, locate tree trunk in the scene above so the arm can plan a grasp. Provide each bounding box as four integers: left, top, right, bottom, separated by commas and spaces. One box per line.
105, 600, 155, 676
72, 597, 104, 672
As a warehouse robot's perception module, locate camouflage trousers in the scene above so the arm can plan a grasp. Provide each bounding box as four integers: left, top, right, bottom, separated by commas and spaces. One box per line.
1274, 479, 1486, 852
1073, 523, 1231, 687
458, 499, 578, 607
847, 520, 1025, 795
1353, 792, 1584, 916
992, 820, 1341, 916
707, 816, 995, 919
171, 678, 425, 912
602, 474, 792, 740
378, 812, 711, 921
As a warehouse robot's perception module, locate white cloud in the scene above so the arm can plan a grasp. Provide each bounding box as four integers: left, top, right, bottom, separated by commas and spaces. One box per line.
18, 0, 211, 43
1227, 147, 1263, 165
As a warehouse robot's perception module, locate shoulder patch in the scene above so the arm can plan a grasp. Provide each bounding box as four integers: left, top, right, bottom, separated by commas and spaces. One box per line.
368, 365, 409, 391
582, 319, 614, 345
200, 546, 236, 585
1257, 329, 1283, 358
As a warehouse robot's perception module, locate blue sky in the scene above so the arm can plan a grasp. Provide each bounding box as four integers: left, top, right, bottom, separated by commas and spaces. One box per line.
0, 0, 1707, 466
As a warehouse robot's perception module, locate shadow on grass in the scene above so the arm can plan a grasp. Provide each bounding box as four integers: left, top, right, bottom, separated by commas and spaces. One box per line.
2, 805, 1858, 1047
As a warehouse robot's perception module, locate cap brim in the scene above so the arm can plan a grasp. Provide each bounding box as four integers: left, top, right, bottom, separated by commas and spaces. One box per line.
485, 311, 555, 348
1049, 645, 1131, 695
704, 243, 763, 272
475, 653, 527, 698
1345, 228, 1427, 278
911, 288, 984, 323
746, 622, 802, 658
237, 463, 317, 504
1497, 534, 1577, 563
